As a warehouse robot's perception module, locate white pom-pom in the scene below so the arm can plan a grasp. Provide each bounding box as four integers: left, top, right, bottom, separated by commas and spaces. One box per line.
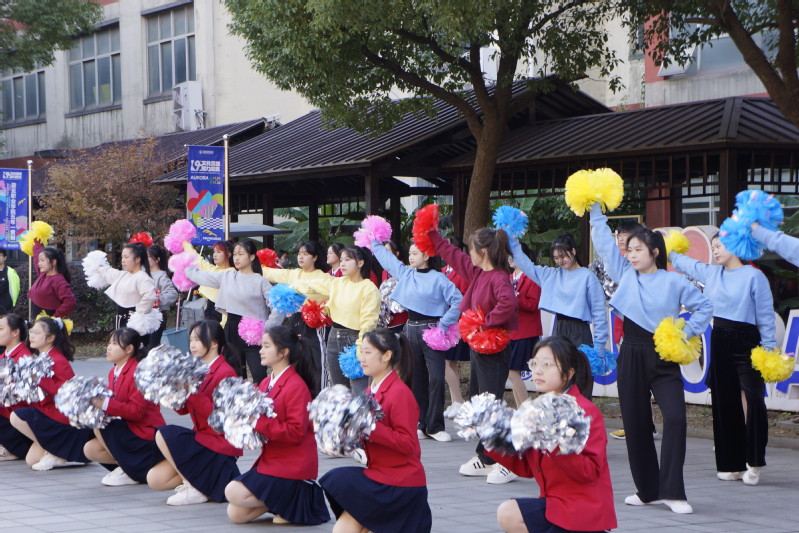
82, 250, 111, 289
127, 310, 163, 335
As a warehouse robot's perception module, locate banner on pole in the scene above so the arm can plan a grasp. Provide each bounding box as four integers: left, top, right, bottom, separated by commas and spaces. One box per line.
186, 145, 225, 246
0, 168, 29, 250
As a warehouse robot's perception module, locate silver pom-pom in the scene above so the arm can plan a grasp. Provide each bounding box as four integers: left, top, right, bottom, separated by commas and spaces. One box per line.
82, 250, 111, 289
308, 385, 384, 457
14, 354, 54, 403
54, 376, 113, 429
208, 377, 275, 450
127, 309, 163, 335
454, 392, 515, 455
511, 393, 591, 455
0, 358, 19, 407
134, 344, 209, 410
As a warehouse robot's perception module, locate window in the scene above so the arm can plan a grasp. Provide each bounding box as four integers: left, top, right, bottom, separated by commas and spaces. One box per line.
0, 68, 45, 124
146, 4, 195, 96
69, 26, 122, 111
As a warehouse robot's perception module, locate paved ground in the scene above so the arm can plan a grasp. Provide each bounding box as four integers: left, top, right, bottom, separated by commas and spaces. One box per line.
1, 358, 797, 532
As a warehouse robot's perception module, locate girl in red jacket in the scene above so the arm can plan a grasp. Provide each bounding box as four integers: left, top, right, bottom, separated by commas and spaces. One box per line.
10, 317, 92, 471
0, 314, 33, 461
320, 329, 432, 533
146, 320, 242, 506
83, 327, 166, 486
29, 242, 77, 318
489, 336, 617, 533
225, 325, 330, 525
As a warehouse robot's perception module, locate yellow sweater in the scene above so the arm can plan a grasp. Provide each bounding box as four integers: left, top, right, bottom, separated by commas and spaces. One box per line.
262, 267, 329, 302
182, 241, 234, 302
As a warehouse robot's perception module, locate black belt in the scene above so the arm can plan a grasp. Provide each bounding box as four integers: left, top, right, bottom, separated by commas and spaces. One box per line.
555, 313, 584, 323
713, 317, 756, 331
331, 322, 358, 333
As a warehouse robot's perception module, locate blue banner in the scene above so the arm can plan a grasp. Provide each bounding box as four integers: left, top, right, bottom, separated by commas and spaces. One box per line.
0, 168, 29, 250
187, 145, 225, 246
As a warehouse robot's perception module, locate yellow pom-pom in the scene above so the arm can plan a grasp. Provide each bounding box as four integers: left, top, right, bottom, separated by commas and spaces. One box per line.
751, 346, 795, 383
564, 168, 624, 216
564, 170, 595, 216
19, 221, 54, 256
593, 168, 624, 212
653, 317, 702, 365
35, 311, 73, 335
664, 230, 690, 263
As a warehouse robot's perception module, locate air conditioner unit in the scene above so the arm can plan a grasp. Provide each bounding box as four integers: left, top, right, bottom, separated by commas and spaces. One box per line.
172, 81, 203, 131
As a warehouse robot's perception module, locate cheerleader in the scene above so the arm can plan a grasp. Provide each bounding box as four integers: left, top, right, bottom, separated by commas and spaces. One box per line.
327, 243, 345, 277
224, 325, 330, 525
320, 329, 432, 533
10, 317, 93, 471
0, 314, 33, 461
83, 328, 165, 486
428, 227, 518, 481
490, 336, 617, 533
508, 248, 542, 408
443, 237, 470, 419
590, 203, 712, 514
146, 320, 242, 506
291, 246, 381, 396
182, 239, 235, 322
372, 239, 461, 442
147, 245, 178, 349
29, 241, 77, 318
670, 235, 775, 485
751, 222, 799, 267
185, 241, 280, 383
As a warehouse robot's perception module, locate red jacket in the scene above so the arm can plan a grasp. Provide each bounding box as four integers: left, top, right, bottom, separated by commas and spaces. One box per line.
33, 348, 74, 425
176, 357, 243, 457
29, 242, 77, 318
486, 387, 617, 532
510, 273, 543, 340
105, 359, 165, 441
364, 371, 426, 487
0, 343, 32, 419
253, 366, 318, 480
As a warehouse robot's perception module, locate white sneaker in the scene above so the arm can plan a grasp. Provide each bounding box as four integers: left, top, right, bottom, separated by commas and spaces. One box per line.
417, 429, 429, 439
717, 471, 745, 481
743, 465, 761, 486
445, 402, 463, 419
624, 494, 661, 506
352, 448, 367, 465
487, 464, 517, 484
429, 431, 452, 442
662, 499, 693, 514
101, 467, 140, 486
31, 453, 66, 471
459, 456, 490, 476
0, 445, 18, 461
166, 483, 208, 506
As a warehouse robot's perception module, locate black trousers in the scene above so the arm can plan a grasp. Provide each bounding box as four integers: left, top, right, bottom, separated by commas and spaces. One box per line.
405, 319, 446, 435
617, 319, 686, 501
470, 346, 510, 465
709, 319, 767, 471
554, 315, 594, 400
224, 313, 267, 384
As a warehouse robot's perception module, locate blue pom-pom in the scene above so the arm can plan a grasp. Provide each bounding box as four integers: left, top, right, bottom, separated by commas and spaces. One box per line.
719, 216, 763, 260
492, 206, 528, 239
267, 284, 306, 315
734, 189, 783, 230
338, 345, 364, 379
578, 344, 617, 377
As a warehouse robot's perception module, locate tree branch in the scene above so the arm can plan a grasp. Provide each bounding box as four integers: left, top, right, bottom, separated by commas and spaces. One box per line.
468, 41, 493, 114
775, 0, 799, 88
530, 0, 592, 34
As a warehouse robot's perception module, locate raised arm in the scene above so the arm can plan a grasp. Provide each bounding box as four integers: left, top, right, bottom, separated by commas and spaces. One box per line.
429, 230, 481, 283
589, 203, 630, 283
509, 235, 554, 287
752, 224, 799, 268
371, 240, 411, 282
182, 242, 221, 272
668, 252, 713, 284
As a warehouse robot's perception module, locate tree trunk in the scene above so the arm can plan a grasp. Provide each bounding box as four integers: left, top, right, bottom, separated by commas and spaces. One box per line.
462, 117, 505, 238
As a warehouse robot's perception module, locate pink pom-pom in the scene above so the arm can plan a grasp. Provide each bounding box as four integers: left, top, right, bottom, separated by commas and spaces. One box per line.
164, 219, 197, 254
238, 317, 264, 346
422, 323, 460, 351
168, 252, 199, 292
354, 216, 392, 248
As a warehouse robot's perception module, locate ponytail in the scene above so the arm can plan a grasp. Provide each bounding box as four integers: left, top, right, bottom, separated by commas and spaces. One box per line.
110, 327, 145, 361
123, 242, 151, 277
147, 245, 169, 272
2, 313, 28, 342
40, 247, 71, 282
341, 246, 375, 280
468, 227, 512, 274
34, 316, 75, 361
362, 328, 414, 387
264, 325, 319, 397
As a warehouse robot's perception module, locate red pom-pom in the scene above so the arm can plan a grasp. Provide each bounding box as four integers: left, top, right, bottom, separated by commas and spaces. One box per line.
257, 248, 278, 268
130, 232, 154, 248
458, 308, 510, 355
412, 204, 440, 256
301, 300, 332, 328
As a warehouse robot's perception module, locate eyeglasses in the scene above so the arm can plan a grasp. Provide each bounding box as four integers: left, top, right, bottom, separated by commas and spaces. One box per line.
527, 359, 556, 372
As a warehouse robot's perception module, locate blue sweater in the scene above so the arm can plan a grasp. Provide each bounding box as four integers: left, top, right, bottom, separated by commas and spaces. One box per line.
669, 252, 776, 348
752, 225, 799, 268
372, 241, 462, 328
589, 203, 713, 337
509, 236, 608, 347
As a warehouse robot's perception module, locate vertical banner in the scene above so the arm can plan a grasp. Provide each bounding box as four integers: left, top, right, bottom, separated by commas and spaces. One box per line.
186, 145, 225, 246
0, 168, 29, 250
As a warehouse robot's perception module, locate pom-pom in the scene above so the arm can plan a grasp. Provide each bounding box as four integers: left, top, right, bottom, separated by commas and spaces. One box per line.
163, 219, 197, 254
564, 168, 624, 216
412, 204, 440, 256
129, 232, 154, 248
492, 206, 528, 239
593, 168, 624, 212
454, 392, 515, 455
664, 229, 690, 261
19, 221, 54, 256
14, 354, 54, 403
167, 251, 199, 292
267, 284, 306, 315
134, 344, 209, 410
653, 317, 702, 365
238, 317, 264, 346
127, 309, 163, 336
719, 214, 763, 260
458, 308, 511, 354
734, 189, 783, 230
54, 376, 112, 429
511, 393, 591, 454
423, 323, 460, 351
0, 358, 19, 407
82, 250, 111, 289
308, 384, 384, 456
208, 377, 276, 450
338, 345, 364, 379
751, 346, 795, 383
578, 344, 617, 376
301, 300, 332, 328
256, 248, 278, 268
354, 216, 392, 248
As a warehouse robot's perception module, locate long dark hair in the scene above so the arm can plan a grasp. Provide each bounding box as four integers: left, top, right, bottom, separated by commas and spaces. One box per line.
234, 240, 262, 274
298, 241, 328, 272
39, 246, 71, 282
468, 228, 512, 274
110, 327, 145, 361
123, 242, 151, 276
263, 325, 319, 397
34, 316, 75, 361
147, 245, 169, 272
551, 232, 582, 267
1, 313, 28, 343
189, 319, 241, 375
341, 246, 374, 280
532, 336, 592, 395
410, 240, 444, 271
627, 228, 667, 270
213, 240, 235, 267
362, 329, 413, 387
